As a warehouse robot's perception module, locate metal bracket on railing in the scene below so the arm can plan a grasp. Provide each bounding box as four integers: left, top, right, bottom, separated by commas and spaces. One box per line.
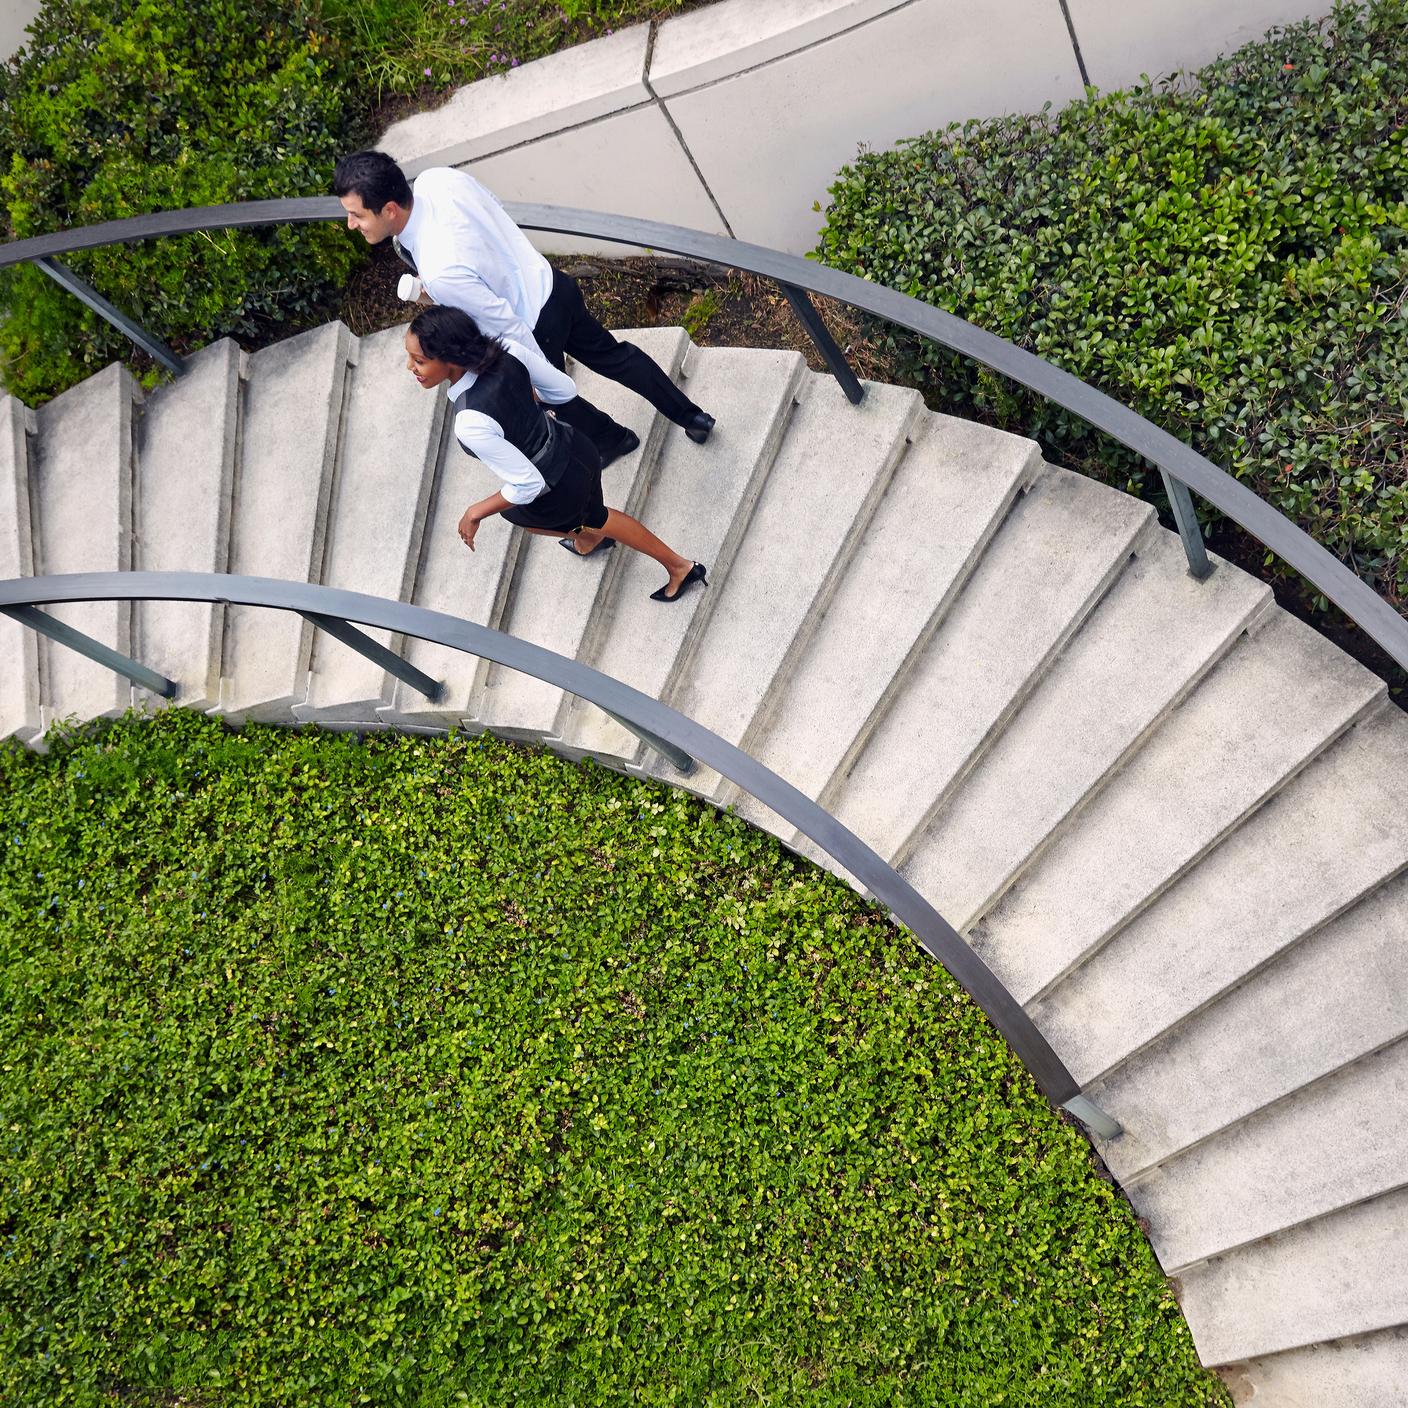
35, 257, 187, 377
1159, 470, 1213, 581
298, 611, 443, 702
0, 603, 177, 698
601, 706, 696, 774
1062, 1094, 1123, 1140
779, 283, 865, 405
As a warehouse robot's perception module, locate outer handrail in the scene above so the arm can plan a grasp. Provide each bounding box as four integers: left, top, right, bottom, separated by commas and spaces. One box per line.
2, 196, 1403, 673
0, 568, 1115, 1135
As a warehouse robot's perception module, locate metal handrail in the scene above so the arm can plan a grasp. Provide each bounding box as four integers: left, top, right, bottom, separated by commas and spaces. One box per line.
0, 569, 1118, 1139
2, 197, 1405, 671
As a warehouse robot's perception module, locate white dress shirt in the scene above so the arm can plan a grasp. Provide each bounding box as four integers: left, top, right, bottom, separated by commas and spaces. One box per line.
447, 341, 577, 506
400, 168, 556, 356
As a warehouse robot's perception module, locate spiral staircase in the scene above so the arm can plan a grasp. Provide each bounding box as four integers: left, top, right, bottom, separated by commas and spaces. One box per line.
3, 318, 1406, 1403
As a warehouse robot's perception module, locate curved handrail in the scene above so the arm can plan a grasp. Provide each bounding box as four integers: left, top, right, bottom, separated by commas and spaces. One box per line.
1, 196, 1405, 673
0, 568, 1112, 1134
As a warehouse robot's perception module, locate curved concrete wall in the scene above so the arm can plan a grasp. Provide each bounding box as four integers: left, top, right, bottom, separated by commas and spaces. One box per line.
382, 0, 1330, 256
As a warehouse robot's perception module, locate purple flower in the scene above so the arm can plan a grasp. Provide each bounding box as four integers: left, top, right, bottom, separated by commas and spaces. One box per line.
424, 67, 432, 76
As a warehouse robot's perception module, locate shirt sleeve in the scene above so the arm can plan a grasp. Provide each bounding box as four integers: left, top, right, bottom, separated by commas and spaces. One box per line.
426, 263, 544, 356
453, 409, 547, 506
503, 339, 577, 406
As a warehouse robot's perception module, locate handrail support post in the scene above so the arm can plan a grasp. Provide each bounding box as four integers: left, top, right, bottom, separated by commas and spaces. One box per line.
1159, 470, 1213, 580
601, 707, 696, 774
35, 257, 187, 377
298, 611, 443, 702
0, 603, 177, 698
1062, 1094, 1123, 1140
778, 282, 865, 405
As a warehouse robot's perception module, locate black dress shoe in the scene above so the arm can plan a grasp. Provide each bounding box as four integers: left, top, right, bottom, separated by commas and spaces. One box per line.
683, 411, 715, 444
596, 428, 639, 468
650, 562, 707, 602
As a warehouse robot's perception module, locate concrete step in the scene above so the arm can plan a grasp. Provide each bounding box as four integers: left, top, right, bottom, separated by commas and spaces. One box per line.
556, 345, 806, 768
0, 394, 40, 744
1087, 868, 1408, 1183
29, 363, 137, 732
377, 421, 521, 734
477, 327, 687, 741
216, 322, 355, 723
1136, 1036, 1408, 1273
130, 339, 242, 711
900, 530, 1271, 931
729, 411, 1042, 840
1176, 1185, 1408, 1366
1219, 1326, 1408, 1408
974, 610, 1385, 1006
649, 374, 925, 800
296, 326, 445, 725
818, 466, 1154, 869
1032, 703, 1408, 1090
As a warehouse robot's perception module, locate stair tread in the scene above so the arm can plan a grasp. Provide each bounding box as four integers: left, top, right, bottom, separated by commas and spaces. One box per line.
901, 530, 1270, 930
479, 327, 685, 740
298, 326, 445, 723
1223, 1326, 1408, 1408
974, 610, 1385, 1005
219, 322, 352, 721
734, 411, 1039, 838
559, 345, 805, 766
131, 339, 241, 710
661, 374, 923, 801
1089, 867, 1408, 1181
31, 364, 135, 729
1032, 704, 1408, 1086
1177, 1185, 1408, 1366
1137, 1037, 1408, 1272
823, 466, 1153, 867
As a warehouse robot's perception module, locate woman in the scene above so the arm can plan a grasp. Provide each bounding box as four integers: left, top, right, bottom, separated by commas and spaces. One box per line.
404, 305, 706, 603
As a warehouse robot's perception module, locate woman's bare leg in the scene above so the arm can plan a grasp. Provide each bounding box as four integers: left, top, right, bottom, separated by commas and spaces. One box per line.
591, 509, 695, 595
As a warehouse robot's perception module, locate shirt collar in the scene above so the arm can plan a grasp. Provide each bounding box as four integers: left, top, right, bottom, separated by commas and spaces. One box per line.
446, 368, 477, 400
399, 189, 425, 256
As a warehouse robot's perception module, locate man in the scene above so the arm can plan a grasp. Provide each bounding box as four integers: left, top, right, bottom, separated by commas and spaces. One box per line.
333, 151, 716, 466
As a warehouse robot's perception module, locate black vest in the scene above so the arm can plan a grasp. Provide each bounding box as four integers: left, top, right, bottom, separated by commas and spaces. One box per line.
452, 354, 568, 486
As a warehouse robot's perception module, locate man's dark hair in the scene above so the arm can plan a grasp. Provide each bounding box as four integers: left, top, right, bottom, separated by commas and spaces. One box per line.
333, 150, 413, 213
409, 305, 506, 377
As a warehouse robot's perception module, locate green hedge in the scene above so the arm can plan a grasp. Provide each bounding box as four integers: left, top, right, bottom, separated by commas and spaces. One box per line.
0, 0, 363, 402
0, 712, 1227, 1405
817, 0, 1408, 609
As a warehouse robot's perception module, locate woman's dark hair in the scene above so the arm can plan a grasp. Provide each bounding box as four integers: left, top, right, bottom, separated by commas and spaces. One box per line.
408, 305, 506, 376
332, 150, 413, 213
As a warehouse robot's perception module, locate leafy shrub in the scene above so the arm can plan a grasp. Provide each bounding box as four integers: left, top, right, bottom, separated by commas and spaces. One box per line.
0, 0, 364, 402
0, 711, 1228, 1406
817, 0, 1408, 608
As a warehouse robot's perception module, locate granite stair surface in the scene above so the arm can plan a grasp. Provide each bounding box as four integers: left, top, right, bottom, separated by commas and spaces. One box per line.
2, 321, 1405, 1405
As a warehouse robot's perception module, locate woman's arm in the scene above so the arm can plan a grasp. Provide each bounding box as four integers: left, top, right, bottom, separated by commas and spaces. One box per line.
457, 490, 513, 551
503, 339, 578, 405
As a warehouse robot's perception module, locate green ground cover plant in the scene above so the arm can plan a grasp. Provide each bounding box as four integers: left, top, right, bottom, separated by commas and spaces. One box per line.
321, 0, 708, 101
0, 711, 1228, 1406
817, 0, 1408, 610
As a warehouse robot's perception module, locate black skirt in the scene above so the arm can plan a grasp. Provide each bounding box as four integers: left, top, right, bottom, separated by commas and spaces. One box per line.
501, 421, 608, 534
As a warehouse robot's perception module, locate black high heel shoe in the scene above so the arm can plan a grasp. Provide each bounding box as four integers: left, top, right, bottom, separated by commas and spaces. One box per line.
650, 562, 707, 603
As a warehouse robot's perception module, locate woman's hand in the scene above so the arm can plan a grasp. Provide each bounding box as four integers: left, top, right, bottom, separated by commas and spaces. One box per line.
457, 509, 480, 551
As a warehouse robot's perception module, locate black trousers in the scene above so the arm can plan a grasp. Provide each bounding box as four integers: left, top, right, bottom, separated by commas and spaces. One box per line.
533, 269, 703, 448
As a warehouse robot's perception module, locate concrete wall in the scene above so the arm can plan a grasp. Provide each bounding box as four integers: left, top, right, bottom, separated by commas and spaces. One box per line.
381, 0, 1330, 257
1, 0, 45, 61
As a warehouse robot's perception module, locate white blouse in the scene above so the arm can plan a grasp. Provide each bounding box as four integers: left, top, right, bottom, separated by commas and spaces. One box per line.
446, 341, 577, 506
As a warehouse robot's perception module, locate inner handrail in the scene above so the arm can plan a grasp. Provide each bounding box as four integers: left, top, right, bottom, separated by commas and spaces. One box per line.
2, 195, 1403, 675
0, 568, 1118, 1140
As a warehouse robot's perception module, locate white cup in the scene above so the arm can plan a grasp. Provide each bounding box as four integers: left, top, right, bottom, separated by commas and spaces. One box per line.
397, 273, 424, 303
